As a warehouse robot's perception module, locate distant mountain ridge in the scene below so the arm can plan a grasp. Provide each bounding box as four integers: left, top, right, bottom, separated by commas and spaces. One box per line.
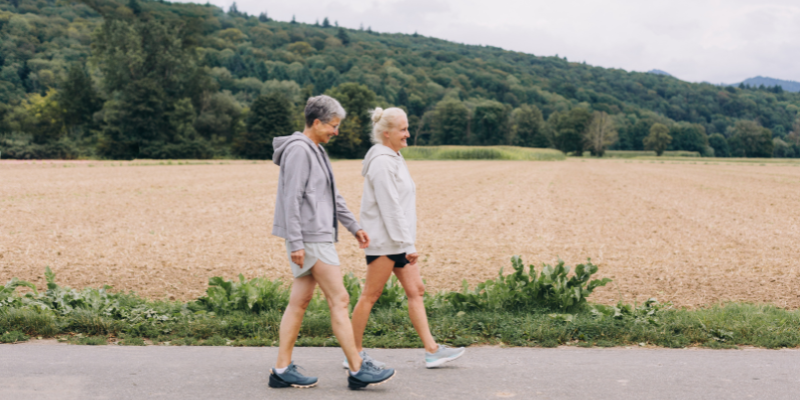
647, 69, 673, 77
734, 76, 800, 93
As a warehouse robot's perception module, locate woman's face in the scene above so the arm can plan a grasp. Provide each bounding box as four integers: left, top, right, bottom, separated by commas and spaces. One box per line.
383, 115, 410, 152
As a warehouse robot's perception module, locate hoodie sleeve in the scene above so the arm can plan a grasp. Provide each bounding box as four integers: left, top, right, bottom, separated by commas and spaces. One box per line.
281, 144, 311, 252
334, 187, 362, 236
367, 156, 414, 248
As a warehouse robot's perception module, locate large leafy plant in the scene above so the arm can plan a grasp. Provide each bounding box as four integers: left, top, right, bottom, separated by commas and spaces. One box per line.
445, 256, 611, 313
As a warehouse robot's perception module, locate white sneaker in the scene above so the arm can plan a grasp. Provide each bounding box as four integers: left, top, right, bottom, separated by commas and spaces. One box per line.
425, 345, 466, 368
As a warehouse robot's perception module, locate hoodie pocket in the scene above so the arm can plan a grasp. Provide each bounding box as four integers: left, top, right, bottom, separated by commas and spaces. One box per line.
311, 200, 334, 233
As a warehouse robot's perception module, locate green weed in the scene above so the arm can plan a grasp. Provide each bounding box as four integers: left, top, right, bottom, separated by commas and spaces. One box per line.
444, 257, 611, 312
2, 261, 799, 349
0, 330, 30, 343
119, 336, 146, 346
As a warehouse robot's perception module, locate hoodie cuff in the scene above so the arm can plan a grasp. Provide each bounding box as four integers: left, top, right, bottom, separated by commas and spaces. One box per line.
404, 244, 417, 254
288, 240, 304, 253
347, 223, 362, 236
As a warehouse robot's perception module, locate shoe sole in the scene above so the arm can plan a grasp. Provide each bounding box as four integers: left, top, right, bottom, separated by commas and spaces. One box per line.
425, 349, 465, 368
268, 371, 318, 389
347, 370, 397, 390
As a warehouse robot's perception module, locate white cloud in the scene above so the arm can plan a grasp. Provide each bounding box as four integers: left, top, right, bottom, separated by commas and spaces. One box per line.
173, 0, 800, 83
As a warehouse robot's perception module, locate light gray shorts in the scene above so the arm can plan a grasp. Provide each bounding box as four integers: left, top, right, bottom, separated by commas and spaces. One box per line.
285, 238, 340, 278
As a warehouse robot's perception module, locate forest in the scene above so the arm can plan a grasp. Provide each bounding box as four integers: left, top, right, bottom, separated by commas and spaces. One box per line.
1, 0, 799, 159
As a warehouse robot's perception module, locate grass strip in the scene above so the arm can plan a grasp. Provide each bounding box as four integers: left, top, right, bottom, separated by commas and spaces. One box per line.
2, 303, 797, 349
1, 259, 798, 349
401, 146, 566, 161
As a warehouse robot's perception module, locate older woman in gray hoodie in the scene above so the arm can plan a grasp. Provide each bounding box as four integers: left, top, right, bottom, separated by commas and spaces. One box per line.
348, 107, 466, 369
269, 95, 395, 390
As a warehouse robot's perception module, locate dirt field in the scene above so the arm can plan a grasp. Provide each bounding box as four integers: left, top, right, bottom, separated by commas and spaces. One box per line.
2, 159, 799, 308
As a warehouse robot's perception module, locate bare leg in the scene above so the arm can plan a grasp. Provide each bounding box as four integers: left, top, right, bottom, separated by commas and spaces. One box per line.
394, 262, 438, 353
276, 274, 317, 369
311, 260, 364, 371
351, 256, 395, 352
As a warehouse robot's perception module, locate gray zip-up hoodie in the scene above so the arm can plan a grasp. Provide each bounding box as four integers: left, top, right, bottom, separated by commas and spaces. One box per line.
360, 144, 417, 256
272, 132, 361, 252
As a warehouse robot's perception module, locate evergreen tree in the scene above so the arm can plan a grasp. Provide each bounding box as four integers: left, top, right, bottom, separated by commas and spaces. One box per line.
127, 0, 142, 15
91, 8, 206, 159
322, 17, 331, 28
228, 2, 239, 16
336, 28, 350, 46
290, 15, 297, 24
324, 83, 377, 158
233, 93, 292, 159
258, 12, 269, 22
397, 88, 409, 107
58, 62, 101, 130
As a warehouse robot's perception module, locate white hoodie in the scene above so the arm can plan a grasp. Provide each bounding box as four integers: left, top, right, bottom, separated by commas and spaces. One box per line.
360, 144, 417, 256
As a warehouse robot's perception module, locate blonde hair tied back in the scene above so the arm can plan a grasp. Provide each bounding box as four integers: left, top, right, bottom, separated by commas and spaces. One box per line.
371, 107, 385, 125
370, 107, 407, 145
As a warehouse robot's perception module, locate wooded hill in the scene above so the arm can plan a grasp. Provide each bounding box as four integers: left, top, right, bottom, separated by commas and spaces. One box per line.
1, 0, 799, 159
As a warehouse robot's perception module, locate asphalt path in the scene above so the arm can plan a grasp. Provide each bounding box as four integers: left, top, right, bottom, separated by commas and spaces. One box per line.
1, 341, 798, 399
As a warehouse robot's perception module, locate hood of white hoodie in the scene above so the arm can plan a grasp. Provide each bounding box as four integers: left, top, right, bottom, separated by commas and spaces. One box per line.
361, 144, 401, 177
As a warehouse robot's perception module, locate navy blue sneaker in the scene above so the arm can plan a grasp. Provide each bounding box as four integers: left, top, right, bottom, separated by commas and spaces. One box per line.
268, 362, 318, 389
348, 360, 396, 390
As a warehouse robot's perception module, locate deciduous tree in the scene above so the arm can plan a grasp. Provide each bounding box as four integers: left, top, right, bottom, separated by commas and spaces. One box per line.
643, 123, 671, 156
511, 104, 548, 148
583, 111, 617, 157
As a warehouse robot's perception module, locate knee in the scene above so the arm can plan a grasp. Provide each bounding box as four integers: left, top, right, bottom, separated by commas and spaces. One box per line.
406, 284, 425, 300
291, 294, 314, 311
327, 292, 350, 309
359, 289, 383, 305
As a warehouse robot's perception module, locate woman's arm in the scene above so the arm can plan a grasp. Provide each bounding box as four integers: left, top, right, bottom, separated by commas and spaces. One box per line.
368, 157, 414, 248
281, 145, 311, 252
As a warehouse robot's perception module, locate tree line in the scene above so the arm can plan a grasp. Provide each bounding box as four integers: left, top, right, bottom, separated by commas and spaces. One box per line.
1, 0, 799, 159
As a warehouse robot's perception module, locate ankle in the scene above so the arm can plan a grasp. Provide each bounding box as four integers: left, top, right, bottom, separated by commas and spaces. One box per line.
425, 344, 439, 353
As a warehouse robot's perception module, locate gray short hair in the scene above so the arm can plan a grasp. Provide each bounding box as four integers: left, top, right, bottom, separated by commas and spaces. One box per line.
304, 95, 346, 127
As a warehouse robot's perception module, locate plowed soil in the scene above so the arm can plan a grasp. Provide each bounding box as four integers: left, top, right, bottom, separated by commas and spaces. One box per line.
2, 159, 799, 307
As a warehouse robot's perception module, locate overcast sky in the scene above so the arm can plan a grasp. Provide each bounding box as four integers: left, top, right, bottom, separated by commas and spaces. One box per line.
173, 0, 800, 84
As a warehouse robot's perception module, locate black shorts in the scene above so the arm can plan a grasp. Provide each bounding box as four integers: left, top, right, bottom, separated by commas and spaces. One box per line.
366, 253, 409, 268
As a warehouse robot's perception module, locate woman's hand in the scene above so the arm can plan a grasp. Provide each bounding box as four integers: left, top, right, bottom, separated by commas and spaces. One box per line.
291, 249, 305, 267
406, 252, 419, 265
356, 230, 370, 249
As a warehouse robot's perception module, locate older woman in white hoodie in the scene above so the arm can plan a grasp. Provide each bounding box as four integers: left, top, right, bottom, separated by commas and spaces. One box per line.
347, 107, 466, 369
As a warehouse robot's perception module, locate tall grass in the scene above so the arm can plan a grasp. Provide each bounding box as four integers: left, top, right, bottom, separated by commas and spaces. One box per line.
586, 150, 701, 158
401, 146, 566, 161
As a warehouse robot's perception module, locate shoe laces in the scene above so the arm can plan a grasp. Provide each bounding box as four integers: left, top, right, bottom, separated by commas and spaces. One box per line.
362, 359, 380, 372
285, 363, 306, 374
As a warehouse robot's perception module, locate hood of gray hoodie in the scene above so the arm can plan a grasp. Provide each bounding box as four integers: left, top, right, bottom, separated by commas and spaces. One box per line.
361, 144, 401, 176
273, 132, 315, 166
